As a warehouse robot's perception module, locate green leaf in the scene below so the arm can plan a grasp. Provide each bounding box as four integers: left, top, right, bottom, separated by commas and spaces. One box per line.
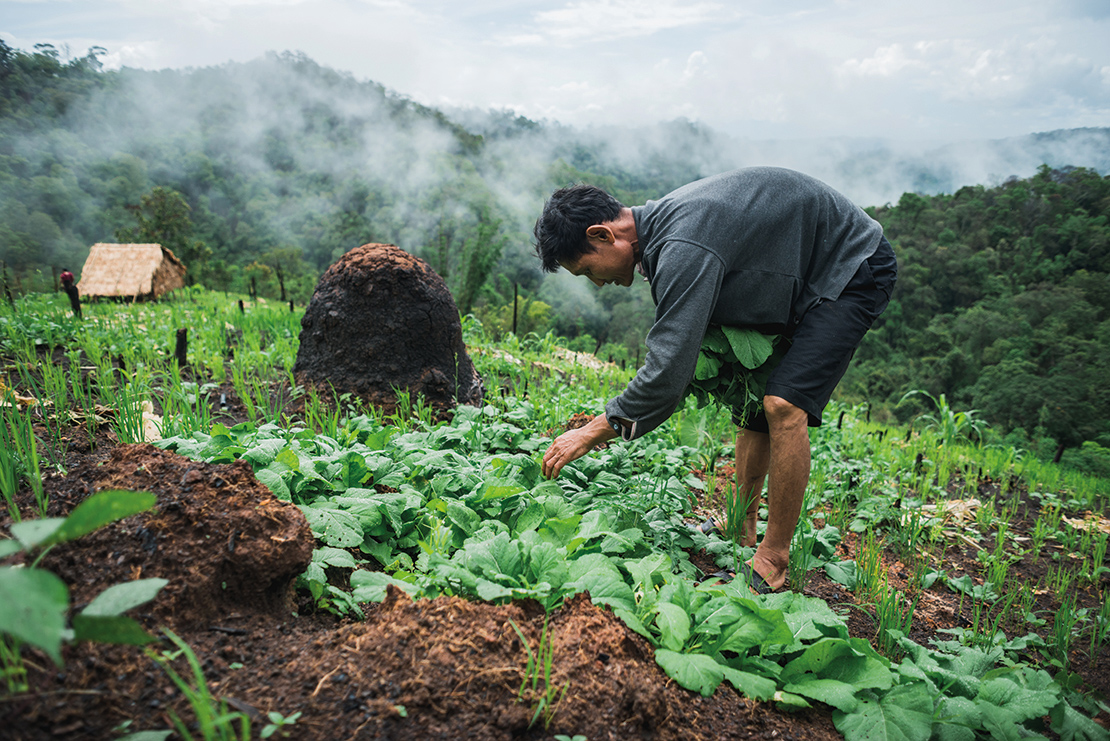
654, 649, 725, 696
72, 614, 158, 645
81, 578, 168, 617
314, 547, 358, 569
446, 501, 481, 534
654, 601, 692, 652
721, 326, 775, 369
977, 671, 1061, 723
694, 352, 722, 380
349, 570, 420, 603
721, 666, 777, 701
10, 517, 65, 550
782, 638, 892, 691
566, 554, 635, 612
783, 678, 860, 712
1050, 699, 1110, 741
932, 696, 980, 741
833, 684, 934, 741
513, 500, 546, 534
46, 490, 157, 547
475, 578, 513, 601
254, 467, 291, 500
0, 566, 69, 664
242, 438, 286, 468
299, 505, 363, 548
824, 559, 857, 589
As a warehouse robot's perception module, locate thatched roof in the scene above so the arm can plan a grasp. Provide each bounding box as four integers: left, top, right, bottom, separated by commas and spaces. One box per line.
78, 244, 187, 299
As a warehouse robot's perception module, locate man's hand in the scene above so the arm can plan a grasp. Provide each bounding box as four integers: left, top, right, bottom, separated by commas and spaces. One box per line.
541, 414, 620, 479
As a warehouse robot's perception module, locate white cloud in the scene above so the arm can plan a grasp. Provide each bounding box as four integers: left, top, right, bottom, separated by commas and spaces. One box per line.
530, 0, 726, 44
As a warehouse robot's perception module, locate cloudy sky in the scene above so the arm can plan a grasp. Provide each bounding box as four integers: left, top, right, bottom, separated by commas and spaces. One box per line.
4, 0, 1110, 142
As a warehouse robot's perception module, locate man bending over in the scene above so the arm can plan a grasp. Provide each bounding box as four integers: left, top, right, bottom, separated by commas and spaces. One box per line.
534, 167, 896, 593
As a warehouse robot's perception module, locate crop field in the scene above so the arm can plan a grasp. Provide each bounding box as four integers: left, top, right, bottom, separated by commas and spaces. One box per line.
1, 290, 1109, 741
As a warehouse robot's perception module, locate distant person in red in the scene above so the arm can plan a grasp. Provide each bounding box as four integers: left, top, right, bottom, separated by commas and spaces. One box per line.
60, 269, 81, 319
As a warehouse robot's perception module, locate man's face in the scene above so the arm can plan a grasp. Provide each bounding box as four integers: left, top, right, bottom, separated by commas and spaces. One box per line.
559, 230, 636, 288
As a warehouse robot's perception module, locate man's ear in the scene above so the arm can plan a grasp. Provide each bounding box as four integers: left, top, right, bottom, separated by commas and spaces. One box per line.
585, 224, 614, 243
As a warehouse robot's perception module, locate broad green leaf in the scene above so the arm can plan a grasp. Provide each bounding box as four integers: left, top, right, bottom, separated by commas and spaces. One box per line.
611, 607, 653, 640
361, 539, 394, 567
701, 326, 730, 354
566, 554, 635, 612
254, 467, 291, 500
314, 547, 358, 569
0, 540, 21, 558
1050, 700, 1110, 741
299, 505, 363, 547
47, 490, 157, 546
476, 578, 513, 601
526, 542, 567, 589
242, 438, 286, 468
446, 501, 481, 534
694, 353, 722, 380
783, 678, 860, 712
833, 684, 934, 741
81, 578, 168, 617
513, 501, 546, 533
933, 696, 980, 741
654, 649, 724, 696
654, 601, 691, 651
721, 326, 775, 368
974, 702, 1028, 741
782, 638, 892, 691
721, 666, 776, 701
824, 559, 857, 589
0, 566, 69, 664
463, 532, 522, 580
978, 671, 1061, 723
349, 570, 419, 602
71, 614, 157, 645
10, 517, 65, 550
541, 515, 583, 546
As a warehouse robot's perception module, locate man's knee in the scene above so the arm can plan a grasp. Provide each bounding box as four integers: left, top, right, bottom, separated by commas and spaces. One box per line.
763, 395, 807, 429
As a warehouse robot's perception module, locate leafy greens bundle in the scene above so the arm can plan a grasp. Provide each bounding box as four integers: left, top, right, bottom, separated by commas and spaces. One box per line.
685, 326, 787, 426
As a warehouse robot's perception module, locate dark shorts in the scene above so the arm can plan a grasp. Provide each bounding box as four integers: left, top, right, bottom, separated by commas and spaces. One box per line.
737, 237, 897, 433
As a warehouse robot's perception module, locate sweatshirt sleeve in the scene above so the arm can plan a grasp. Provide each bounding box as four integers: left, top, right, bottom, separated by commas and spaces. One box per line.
605, 242, 724, 440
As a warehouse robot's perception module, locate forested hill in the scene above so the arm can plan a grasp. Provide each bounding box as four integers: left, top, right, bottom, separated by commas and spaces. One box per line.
2, 41, 1109, 468
847, 167, 1110, 467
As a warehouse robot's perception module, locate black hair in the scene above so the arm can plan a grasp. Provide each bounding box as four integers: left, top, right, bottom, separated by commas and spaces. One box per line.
533, 184, 624, 273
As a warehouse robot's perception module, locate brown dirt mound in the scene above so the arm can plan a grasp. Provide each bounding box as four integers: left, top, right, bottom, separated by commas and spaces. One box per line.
293, 242, 484, 413
36, 443, 313, 626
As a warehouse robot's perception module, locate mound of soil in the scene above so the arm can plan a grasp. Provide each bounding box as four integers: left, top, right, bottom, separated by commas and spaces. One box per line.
3, 443, 841, 740
35, 444, 313, 626
294, 243, 484, 413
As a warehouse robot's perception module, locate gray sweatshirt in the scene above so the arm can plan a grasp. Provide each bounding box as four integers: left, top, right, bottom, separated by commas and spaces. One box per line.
604, 167, 884, 439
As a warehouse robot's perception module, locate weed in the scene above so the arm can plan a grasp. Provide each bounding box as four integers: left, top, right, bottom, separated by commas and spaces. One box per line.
147, 629, 250, 741
508, 615, 570, 730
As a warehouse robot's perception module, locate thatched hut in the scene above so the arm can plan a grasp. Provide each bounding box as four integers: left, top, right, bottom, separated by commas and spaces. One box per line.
78, 244, 187, 300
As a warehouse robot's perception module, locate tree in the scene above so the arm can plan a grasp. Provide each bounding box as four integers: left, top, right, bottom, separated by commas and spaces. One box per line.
116, 187, 212, 285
